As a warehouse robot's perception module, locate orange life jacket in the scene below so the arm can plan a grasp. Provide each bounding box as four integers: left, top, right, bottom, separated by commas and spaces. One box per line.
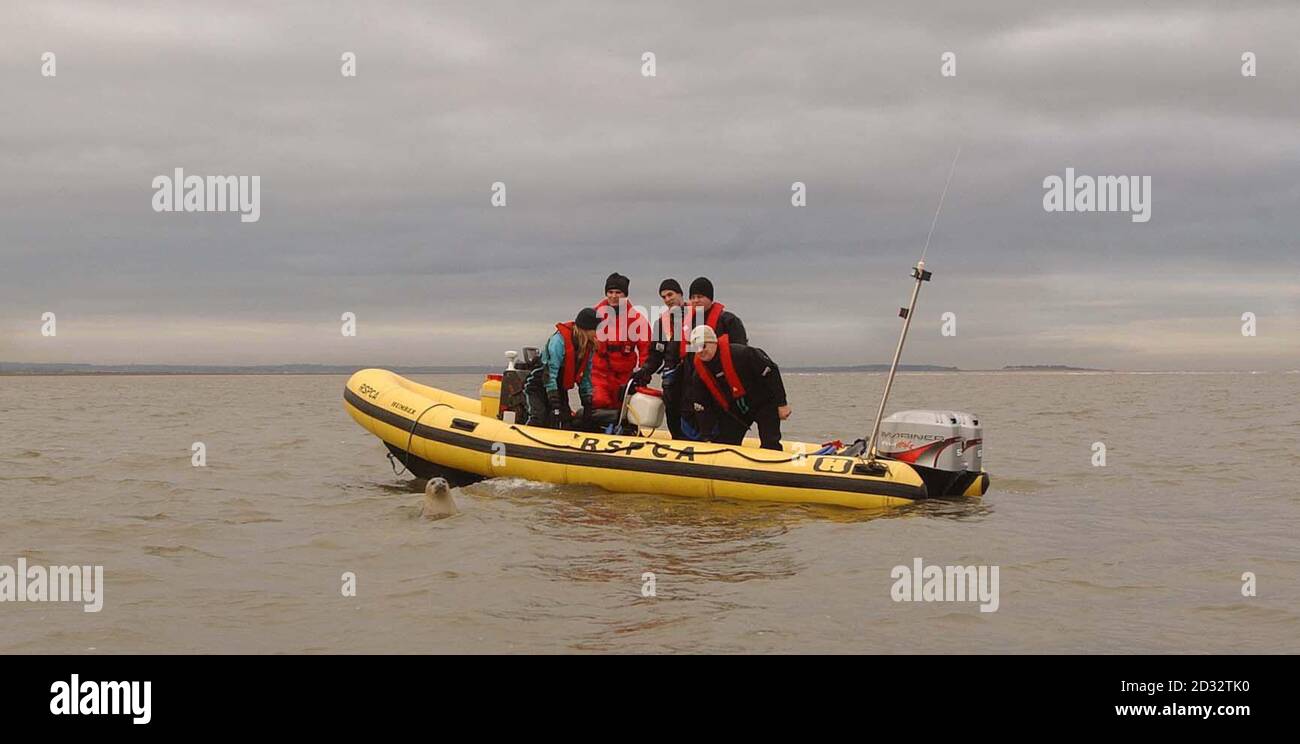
693, 334, 747, 412
554, 322, 592, 390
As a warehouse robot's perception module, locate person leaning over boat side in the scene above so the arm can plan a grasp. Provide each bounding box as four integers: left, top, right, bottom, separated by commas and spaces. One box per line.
685, 325, 791, 451
589, 272, 651, 412
630, 278, 688, 438
674, 276, 748, 438
524, 307, 599, 429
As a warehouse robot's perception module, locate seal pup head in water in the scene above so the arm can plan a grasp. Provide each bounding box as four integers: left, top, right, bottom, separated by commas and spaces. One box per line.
421, 477, 460, 520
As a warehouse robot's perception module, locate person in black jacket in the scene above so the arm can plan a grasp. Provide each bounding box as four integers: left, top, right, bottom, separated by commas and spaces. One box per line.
658, 276, 749, 439
685, 325, 791, 450
684, 276, 746, 345
630, 278, 689, 437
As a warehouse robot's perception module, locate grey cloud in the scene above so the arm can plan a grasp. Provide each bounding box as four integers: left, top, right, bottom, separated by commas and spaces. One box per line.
1, 1, 1297, 369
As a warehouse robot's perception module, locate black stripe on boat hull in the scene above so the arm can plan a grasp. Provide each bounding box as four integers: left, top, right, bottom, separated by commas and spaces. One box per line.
345, 388, 923, 501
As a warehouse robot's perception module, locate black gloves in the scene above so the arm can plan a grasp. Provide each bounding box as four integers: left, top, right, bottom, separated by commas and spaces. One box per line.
579, 394, 595, 429
547, 389, 571, 427
631, 366, 653, 387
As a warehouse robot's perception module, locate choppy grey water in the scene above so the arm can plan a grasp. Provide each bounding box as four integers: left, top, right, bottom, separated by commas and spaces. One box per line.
1, 372, 1297, 653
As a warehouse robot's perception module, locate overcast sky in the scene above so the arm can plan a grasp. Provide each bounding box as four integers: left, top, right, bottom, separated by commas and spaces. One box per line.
2, 1, 1297, 369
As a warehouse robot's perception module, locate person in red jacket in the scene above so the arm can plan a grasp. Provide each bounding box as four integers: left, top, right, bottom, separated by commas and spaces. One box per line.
590, 272, 651, 411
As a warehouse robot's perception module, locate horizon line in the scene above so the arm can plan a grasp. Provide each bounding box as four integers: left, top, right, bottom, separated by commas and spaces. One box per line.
4, 361, 1292, 376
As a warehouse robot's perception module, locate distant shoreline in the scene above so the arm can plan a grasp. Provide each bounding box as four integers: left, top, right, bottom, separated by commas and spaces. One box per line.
1, 362, 961, 376
0, 364, 495, 377
1, 368, 1285, 377
8, 363, 1292, 377
6, 364, 1289, 377
1000, 365, 1108, 372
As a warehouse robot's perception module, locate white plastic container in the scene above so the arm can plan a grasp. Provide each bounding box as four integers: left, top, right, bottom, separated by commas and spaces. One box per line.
625, 388, 666, 428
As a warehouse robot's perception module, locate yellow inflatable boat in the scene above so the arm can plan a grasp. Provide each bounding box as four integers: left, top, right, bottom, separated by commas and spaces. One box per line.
344, 368, 988, 509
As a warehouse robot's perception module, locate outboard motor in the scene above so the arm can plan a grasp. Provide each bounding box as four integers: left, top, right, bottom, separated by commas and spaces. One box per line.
495, 348, 542, 423
877, 410, 987, 498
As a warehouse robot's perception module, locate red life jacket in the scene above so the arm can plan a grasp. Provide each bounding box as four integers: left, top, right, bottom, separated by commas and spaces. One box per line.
592, 299, 649, 369
593, 299, 650, 347
693, 334, 747, 412
554, 322, 592, 390
680, 301, 725, 357
588, 300, 651, 409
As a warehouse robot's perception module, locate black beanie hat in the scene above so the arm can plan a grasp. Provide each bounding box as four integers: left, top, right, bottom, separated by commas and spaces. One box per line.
688, 276, 714, 300
658, 278, 683, 295
604, 272, 630, 294
575, 307, 599, 331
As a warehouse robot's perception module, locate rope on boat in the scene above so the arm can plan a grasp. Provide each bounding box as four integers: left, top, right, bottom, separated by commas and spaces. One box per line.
387, 403, 452, 476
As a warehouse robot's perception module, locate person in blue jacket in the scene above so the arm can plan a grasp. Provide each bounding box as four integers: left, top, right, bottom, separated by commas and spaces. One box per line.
524, 307, 599, 429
